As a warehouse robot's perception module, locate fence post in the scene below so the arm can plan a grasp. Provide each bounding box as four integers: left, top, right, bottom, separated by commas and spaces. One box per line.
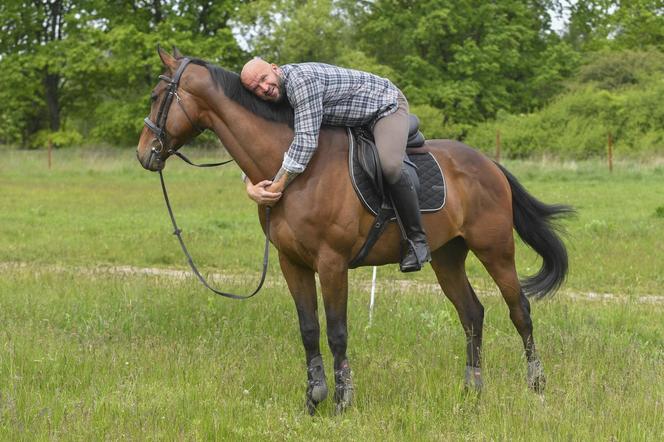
607, 132, 613, 173
495, 129, 501, 162
48, 137, 53, 170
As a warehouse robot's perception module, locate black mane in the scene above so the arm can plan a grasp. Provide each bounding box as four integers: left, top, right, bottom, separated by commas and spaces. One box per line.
188, 58, 294, 127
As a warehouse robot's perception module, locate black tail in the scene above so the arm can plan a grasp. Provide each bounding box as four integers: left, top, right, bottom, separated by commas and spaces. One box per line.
496, 163, 575, 299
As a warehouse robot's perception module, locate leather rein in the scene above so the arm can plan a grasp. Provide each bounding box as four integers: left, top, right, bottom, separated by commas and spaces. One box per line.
144, 58, 270, 300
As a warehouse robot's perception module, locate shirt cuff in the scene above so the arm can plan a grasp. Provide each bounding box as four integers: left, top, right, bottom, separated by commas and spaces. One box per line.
282, 153, 306, 174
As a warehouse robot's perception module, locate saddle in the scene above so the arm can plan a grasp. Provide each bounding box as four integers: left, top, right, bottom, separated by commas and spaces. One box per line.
348, 115, 446, 268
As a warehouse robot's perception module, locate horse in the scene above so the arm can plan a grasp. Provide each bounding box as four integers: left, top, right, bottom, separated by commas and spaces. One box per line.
137, 47, 573, 414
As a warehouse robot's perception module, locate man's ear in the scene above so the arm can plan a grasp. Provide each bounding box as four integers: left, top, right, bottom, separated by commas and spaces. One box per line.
158, 44, 178, 73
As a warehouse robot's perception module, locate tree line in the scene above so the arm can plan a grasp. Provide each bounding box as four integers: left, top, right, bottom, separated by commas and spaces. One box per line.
1, 0, 662, 152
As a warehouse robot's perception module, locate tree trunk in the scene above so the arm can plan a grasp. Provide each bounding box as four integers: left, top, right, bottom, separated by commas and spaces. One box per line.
153, 0, 163, 24
43, 71, 61, 132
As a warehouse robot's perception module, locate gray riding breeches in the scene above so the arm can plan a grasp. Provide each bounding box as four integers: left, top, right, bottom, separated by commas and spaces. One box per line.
372, 91, 410, 185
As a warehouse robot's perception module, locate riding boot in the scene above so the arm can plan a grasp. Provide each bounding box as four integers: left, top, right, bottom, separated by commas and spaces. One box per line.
387, 165, 431, 272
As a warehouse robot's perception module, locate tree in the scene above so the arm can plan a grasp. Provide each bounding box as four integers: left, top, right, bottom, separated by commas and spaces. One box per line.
565, 0, 664, 51
0, 0, 80, 144
354, 0, 578, 136
0, 0, 250, 147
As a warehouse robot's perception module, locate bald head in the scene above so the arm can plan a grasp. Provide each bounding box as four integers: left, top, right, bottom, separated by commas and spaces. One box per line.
240, 58, 285, 102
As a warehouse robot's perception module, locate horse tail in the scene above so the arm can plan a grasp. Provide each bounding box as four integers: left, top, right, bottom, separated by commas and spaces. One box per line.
495, 163, 575, 299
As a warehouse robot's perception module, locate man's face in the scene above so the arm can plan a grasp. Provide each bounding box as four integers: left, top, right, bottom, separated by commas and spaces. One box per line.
241, 60, 285, 103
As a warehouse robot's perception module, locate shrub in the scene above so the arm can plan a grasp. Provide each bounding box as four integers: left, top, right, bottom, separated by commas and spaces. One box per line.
31, 129, 84, 149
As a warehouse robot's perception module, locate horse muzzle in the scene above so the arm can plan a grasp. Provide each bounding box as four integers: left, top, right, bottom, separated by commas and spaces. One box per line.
137, 145, 166, 171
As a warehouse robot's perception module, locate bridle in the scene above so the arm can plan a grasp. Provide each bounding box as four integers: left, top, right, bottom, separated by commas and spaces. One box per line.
143, 57, 271, 300
143, 57, 222, 168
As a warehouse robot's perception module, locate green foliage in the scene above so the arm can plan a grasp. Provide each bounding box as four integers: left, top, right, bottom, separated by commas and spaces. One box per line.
466, 50, 664, 158
0, 0, 247, 148
31, 129, 84, 149
352, 0, 579, 128
565, 0, 664, 51
577, 49, 664, 89
0, 0, 662, 155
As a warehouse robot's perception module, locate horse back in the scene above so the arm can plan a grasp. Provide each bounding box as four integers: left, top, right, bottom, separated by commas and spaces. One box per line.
270, 132, 512, 269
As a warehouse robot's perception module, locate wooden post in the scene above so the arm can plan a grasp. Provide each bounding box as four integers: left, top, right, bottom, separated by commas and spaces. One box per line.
48, 137, 53, 170
607, 132, 613, 173
495, 129, 501, 163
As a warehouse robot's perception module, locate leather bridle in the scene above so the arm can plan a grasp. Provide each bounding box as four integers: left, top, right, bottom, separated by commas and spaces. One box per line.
143, 57, 270, 300
143, 58, 206, 166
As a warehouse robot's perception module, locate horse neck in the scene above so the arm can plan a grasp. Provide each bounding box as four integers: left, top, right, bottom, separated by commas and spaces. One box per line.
201, 90, 293, 183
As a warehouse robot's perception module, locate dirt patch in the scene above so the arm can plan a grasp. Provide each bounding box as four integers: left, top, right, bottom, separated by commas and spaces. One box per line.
1, 261, 662, 304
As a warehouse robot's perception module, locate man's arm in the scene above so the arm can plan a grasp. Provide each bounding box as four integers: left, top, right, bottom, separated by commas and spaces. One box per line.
265, 73, 324, 197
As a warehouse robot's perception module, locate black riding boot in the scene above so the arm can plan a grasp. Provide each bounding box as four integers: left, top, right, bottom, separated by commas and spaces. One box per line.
387, 165, 431, 272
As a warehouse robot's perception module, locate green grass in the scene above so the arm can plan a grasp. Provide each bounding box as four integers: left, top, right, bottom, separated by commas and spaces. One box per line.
1, 148, 662, 296
0, 267, 662, 440
1, 148, 663, 439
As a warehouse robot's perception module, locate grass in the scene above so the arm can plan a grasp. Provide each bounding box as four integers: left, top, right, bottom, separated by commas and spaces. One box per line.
1, 147, 663, 439
1, 148, 662, 295
1, 268, 662, 440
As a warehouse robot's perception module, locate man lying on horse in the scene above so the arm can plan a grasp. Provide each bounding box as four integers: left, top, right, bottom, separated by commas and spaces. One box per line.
239, 58, 431, 272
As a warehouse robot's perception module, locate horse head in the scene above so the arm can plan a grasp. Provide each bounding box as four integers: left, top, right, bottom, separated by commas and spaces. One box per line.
137, 46, 207, 171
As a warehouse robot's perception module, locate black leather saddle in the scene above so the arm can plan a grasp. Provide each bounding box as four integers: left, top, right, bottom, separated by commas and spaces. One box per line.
347, 115, 446, 268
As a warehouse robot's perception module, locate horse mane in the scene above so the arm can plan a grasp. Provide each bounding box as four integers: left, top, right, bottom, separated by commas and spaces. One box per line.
187, 58, 294, 128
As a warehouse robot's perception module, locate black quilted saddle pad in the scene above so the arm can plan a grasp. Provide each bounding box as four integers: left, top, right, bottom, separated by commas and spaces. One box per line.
348, 129, 446, 217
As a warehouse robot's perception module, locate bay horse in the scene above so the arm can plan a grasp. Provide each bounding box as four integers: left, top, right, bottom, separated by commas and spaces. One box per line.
137, 48, 572, 414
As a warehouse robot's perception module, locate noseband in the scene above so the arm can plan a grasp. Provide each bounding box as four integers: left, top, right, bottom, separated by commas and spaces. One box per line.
144, 58, 204, 164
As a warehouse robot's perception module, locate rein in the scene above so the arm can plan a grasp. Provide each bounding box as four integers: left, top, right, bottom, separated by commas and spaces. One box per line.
158, 168, 271, 300
145, 57, 271, 300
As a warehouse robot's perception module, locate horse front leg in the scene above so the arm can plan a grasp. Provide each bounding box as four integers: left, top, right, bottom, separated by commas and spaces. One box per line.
278, 252, 328, 415
318, 253, 353, 414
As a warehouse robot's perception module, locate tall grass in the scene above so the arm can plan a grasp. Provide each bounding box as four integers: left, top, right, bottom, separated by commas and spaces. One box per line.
0, 267, 662, 440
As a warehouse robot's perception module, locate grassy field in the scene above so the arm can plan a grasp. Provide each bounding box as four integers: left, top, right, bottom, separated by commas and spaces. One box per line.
1, 147, 663, 440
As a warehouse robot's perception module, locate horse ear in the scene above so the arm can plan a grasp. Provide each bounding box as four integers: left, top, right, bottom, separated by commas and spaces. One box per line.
157, 44, 178, 72
172, 46, 183, 59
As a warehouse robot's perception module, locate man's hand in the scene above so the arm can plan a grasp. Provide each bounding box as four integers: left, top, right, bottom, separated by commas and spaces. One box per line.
246, 179, 283, 206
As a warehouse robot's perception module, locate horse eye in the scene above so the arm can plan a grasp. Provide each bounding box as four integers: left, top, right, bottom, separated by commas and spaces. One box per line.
150, 93, 158, 103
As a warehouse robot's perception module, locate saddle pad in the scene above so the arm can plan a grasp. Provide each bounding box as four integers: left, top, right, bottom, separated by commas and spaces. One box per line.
348, 128, 446, 217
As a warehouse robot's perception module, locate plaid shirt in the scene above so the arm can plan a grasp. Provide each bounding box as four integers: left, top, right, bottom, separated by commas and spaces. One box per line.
280, 63, 399, 173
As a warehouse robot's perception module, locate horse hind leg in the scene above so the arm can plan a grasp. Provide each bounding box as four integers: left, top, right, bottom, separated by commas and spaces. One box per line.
430, 237, 485, 392
471, 238, 546, 393
278, 253, 328, 414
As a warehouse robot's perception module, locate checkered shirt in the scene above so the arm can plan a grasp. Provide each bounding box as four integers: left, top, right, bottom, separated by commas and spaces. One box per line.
280, 63, 399, 173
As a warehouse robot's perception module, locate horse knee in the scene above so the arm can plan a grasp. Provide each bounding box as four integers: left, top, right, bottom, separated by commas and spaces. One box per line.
382, 160, 402, 184
326, 326, 348, 353
300, 325, 319, 350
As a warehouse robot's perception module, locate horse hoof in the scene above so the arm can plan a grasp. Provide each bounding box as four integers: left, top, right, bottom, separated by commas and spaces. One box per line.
334, 363, 354, 414
527, 360, 546, 393
306, 355, 328, 415
334, 387, 353, 415
305, 381, 329, 415
464, 366, 483, 393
